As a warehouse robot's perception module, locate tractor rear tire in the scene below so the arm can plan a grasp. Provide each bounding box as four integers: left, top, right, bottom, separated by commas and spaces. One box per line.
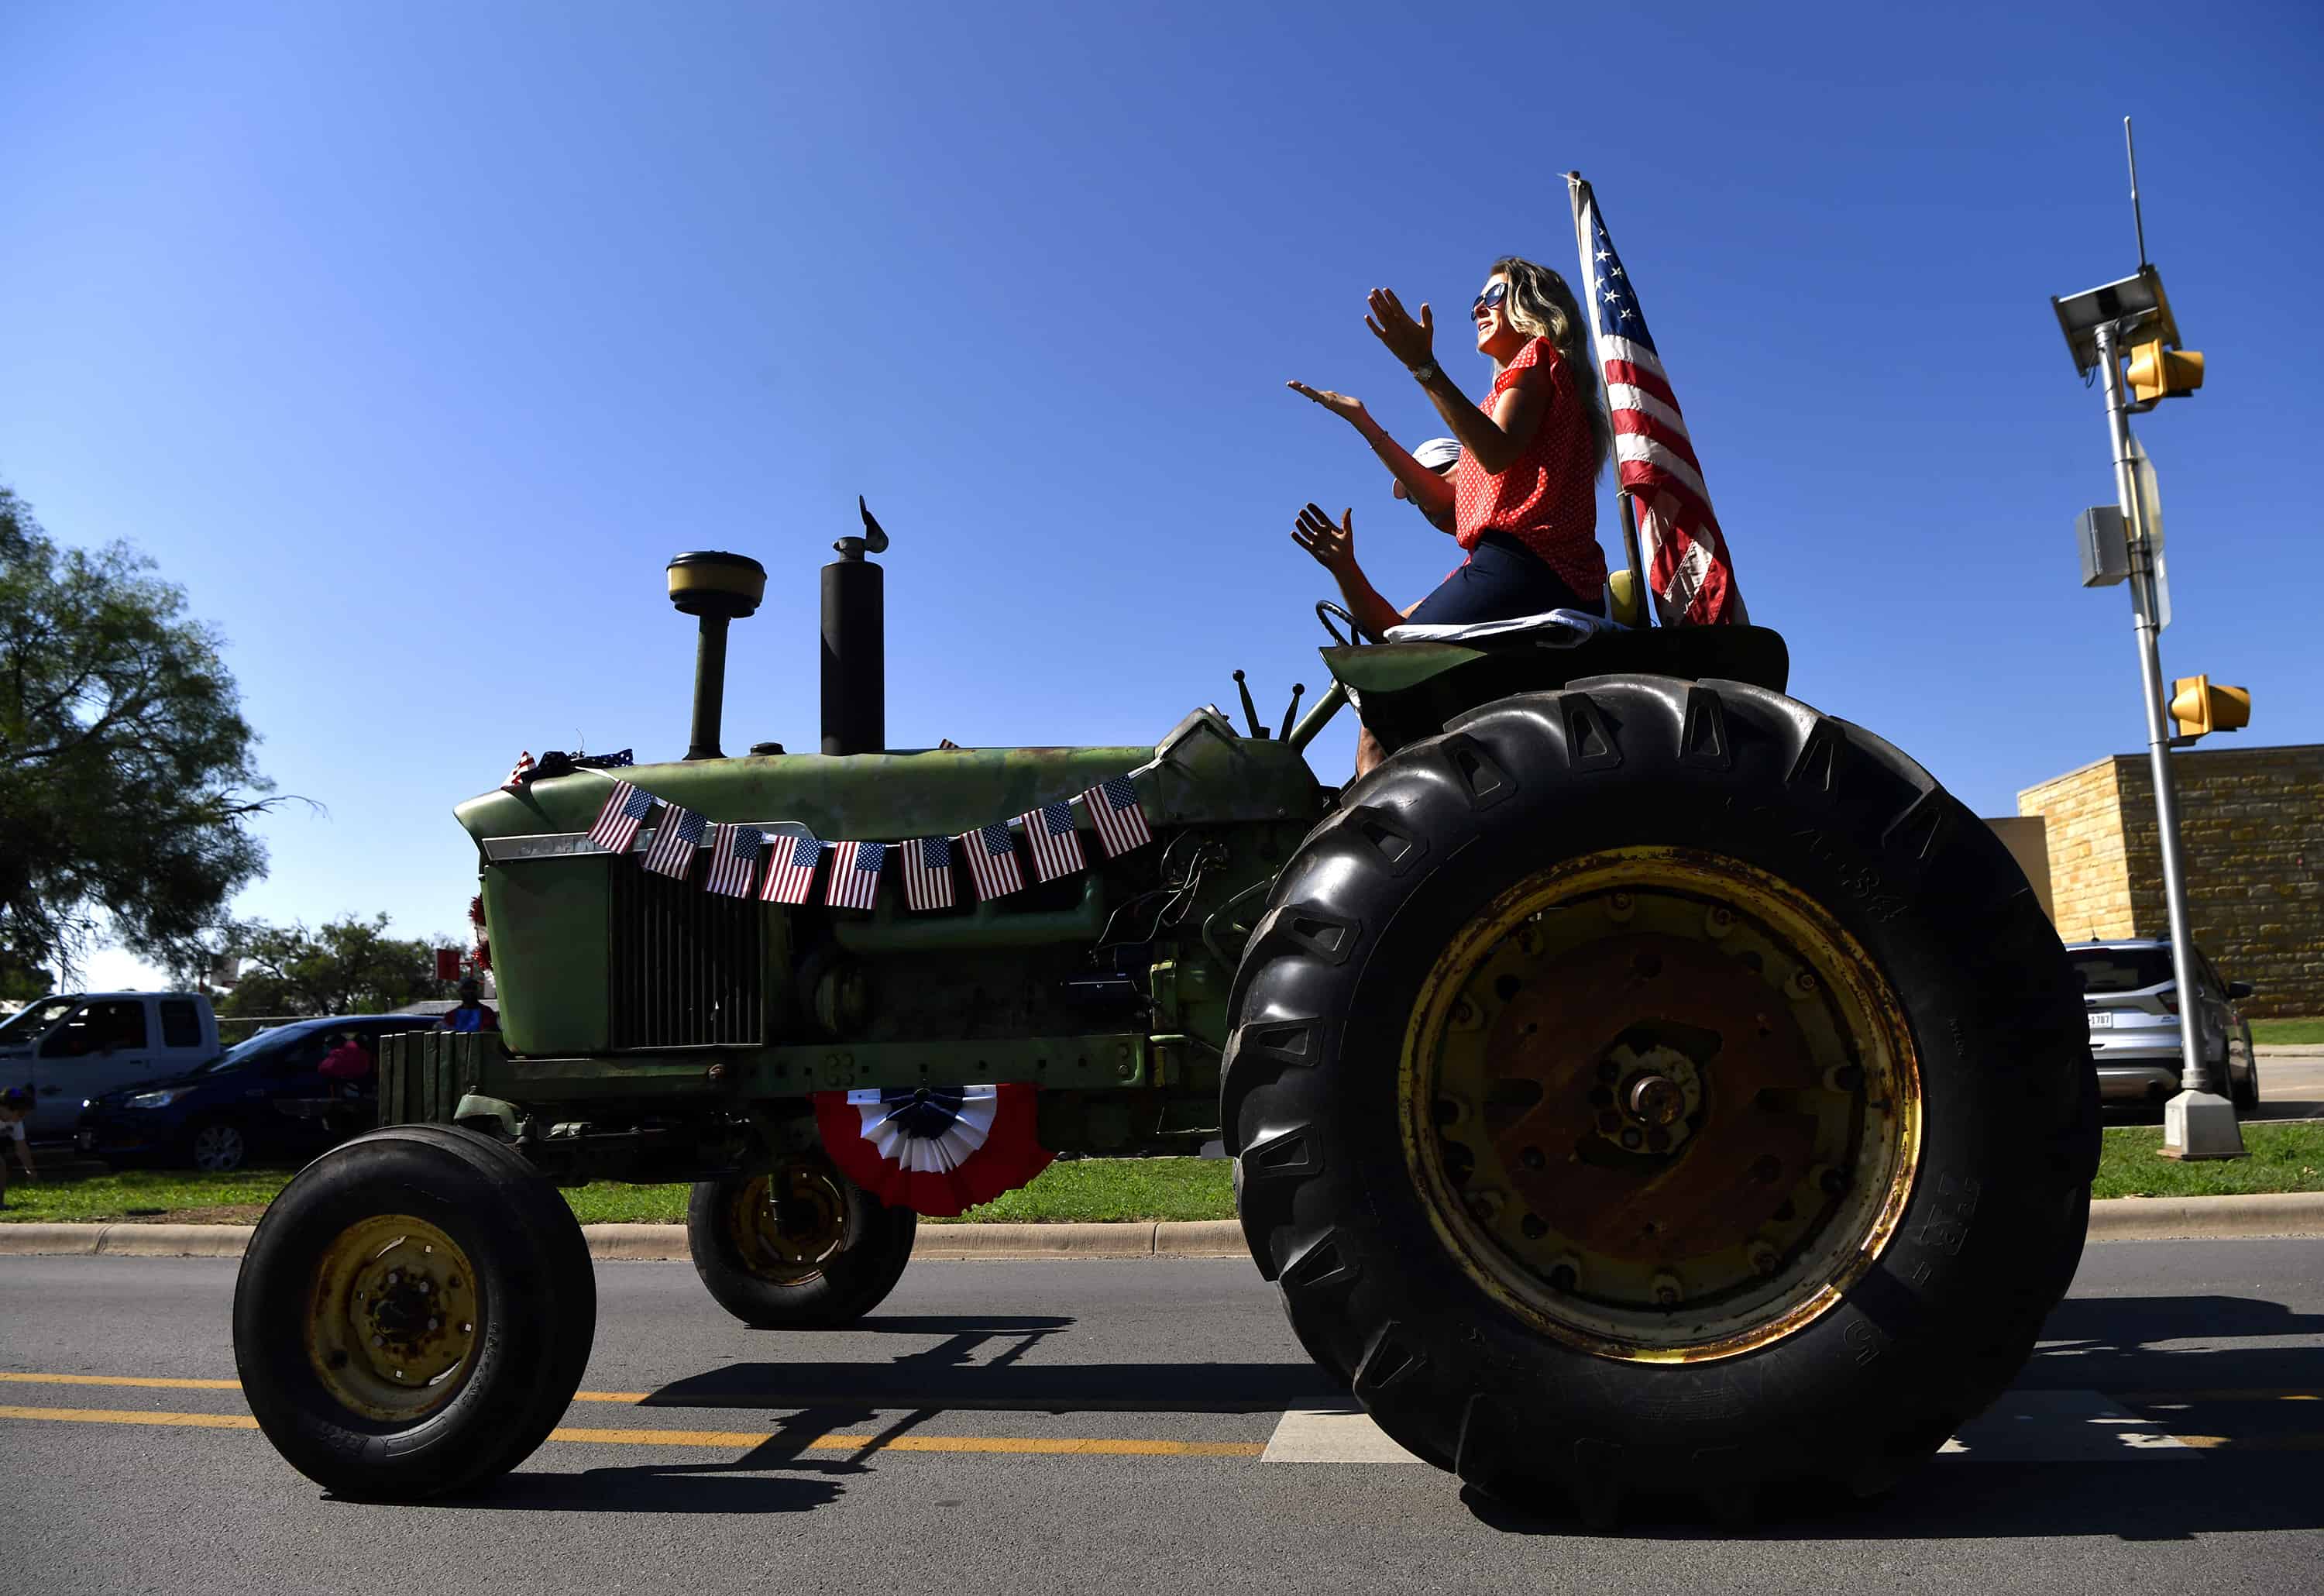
232, 1123, 596, 1500
688, 1158, 917, 1329
1222, 676, 2097, 1523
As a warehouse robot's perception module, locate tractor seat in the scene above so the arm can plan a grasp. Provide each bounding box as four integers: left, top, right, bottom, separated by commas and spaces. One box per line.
1382, 607, 1618, 649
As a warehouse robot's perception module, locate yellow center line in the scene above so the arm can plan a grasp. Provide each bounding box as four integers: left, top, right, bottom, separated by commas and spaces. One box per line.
0, 1371, 651, 1402
0, 1372, 242, 1392
0, 1402, 1263, 1457
2, 1405, 259, 1430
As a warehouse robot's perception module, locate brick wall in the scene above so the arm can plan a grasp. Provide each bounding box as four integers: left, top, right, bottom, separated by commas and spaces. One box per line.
2018, 744, 2324, 1017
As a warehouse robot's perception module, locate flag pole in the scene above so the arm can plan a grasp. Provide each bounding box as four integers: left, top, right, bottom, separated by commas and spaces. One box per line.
1566, 171, 1650, 627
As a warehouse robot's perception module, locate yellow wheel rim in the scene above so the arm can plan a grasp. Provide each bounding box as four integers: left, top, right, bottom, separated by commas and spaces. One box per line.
726, 1165, 851, 1282
1400, 847, 1922, 1364
304, 1215, 480, 1421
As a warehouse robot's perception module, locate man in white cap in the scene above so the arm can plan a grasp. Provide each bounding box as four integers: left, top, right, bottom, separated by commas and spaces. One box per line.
1394, 438, 1463, 531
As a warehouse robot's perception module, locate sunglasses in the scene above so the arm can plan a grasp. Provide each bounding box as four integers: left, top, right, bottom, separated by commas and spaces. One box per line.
1471, 282, 1509, 315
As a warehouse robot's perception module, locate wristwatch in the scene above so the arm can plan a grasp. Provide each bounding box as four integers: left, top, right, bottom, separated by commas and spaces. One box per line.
1410, 362, 1440, 384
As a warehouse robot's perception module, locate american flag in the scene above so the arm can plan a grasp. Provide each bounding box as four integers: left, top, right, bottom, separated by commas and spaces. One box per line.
501, 751, 535, 791
1018, 800, 1086, 882
899, 835, 955, 912
1080, 776, 1152, 858
587, 781, 655, 855
704, 824, 766, 897
959, 822, 1026, 901
1568, 175, 1747, 627
759, 833, 828, 905
829, 840, 887, 911
642, 803, 710, 879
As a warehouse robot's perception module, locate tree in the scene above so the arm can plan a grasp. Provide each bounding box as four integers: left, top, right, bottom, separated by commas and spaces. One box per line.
213, 915, 445, 1019
1, 483, 285, 979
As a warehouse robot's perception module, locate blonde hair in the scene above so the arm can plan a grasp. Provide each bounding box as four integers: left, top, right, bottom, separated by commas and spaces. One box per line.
1488, 256, 1611, 480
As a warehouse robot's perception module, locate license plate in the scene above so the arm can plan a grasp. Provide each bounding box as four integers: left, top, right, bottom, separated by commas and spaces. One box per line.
2089, 1010, 2114, 1029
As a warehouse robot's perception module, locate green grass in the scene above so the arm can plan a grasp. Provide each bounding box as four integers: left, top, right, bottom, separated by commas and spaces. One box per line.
2252, 1018, 2324, 1045
0, 1167, 301, 1224
12, 1135, 2319, 1224
2092, 1122, 2324, 1199
2, 1156, 1239, 1226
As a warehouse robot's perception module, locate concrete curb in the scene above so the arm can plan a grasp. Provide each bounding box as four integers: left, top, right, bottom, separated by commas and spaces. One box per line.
2084, 1190, 2324, 1243
4, 1197, 2319, 1261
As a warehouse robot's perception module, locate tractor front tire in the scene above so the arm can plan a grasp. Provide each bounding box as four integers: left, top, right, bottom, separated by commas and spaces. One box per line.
687, 1159, 916, 1329
1223, 676, 2097, 1523
232, 1123, 596, 1500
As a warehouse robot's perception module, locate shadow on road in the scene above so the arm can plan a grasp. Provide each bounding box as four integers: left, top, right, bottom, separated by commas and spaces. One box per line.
1459, 1454, 2324, 1540
2024, 1292, 2324, 1391
634, 1311, 1340, 1415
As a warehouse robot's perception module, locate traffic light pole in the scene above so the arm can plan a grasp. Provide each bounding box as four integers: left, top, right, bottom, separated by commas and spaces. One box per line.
2092, 318, 2243, 1160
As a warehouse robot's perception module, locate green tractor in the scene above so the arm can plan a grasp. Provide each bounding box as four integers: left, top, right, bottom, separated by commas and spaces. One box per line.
230, 525, 2096, 1522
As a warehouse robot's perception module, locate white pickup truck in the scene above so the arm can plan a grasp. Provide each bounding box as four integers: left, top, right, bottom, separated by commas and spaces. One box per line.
0, 992, 223, 1138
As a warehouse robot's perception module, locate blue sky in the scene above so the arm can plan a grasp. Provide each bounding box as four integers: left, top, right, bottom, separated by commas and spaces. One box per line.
4, 1, 2318, 988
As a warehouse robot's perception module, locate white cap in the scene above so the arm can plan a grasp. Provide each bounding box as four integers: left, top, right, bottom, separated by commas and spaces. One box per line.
1413, 438, 1462, 470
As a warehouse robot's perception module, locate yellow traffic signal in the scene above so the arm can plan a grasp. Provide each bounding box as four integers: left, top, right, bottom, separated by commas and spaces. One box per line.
2168, 675, 2250, 738
2128, 340, 2205, 405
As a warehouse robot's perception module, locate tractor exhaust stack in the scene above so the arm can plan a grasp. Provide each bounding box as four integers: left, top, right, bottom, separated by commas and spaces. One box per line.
821, 497, 889, 755
665, 551, 767, 762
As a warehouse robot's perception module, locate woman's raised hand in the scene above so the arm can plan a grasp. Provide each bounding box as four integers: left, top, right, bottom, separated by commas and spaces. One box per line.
1364, 288, 1434, 370
1291, 504, 1360, 579
1285, 380, 1369, 425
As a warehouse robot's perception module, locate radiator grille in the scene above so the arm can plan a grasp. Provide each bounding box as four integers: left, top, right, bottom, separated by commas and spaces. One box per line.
608, 861, 765, 1048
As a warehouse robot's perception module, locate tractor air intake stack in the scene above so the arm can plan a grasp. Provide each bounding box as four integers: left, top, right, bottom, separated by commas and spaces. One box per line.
821, 497, 889, 755
665, 551, 768, 761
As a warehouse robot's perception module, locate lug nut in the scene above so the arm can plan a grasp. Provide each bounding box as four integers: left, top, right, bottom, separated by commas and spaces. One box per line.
1705, 906, 1736, 937
1788, 970, 1818, 998
1748, 1241, 1779, 1274
1607, 892, 1635, 921
1625, 1073, 1686, 1126
1652, 1273, 1681, 1308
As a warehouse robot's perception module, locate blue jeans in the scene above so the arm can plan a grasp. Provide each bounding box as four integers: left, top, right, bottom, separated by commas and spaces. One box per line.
1404, 533, 1599, 626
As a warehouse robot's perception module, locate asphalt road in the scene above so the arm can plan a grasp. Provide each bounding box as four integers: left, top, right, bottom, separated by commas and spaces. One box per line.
5, 1240, 2323, 1595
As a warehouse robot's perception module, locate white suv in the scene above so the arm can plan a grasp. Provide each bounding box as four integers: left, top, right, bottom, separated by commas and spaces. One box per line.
2068, 940, 2258, 1109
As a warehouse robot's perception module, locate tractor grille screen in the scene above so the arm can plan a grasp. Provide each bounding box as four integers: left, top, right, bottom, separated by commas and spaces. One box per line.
608, 862, 765, 1048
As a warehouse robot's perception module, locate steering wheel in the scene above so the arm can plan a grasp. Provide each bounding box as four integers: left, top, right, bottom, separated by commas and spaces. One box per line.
1316, 600, 1366, 648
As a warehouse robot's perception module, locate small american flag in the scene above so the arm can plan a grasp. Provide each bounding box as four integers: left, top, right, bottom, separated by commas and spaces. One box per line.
501, 751, 535, 791
828, 840, 887, 911
1569, 175, 1745, 626
704, 824, 765, 897
1080, 776, 1152, 858
899, 835, 955, 912
1018, 800, 1086, 882
587, 781, 655, 855
642, 803, 710, 879
959, 822, 1025, 901
759, 833, 828, 905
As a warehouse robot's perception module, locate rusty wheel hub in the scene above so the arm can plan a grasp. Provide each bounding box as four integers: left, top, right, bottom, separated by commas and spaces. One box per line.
729, 1164, 851, 1281
305, 1215, 479, 1421
1402, 848, 1921, 1363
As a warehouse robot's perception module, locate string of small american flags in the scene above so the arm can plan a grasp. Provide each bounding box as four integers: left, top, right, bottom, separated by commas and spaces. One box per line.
563, 769, 1154, 912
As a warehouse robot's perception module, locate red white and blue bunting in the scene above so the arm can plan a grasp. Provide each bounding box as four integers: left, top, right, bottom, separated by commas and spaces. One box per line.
813, 1082, 1053, 1216
547, 765, 1154, 913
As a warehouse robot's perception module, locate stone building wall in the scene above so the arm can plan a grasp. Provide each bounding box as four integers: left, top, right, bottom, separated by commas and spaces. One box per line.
2017, 744, 2324, 1017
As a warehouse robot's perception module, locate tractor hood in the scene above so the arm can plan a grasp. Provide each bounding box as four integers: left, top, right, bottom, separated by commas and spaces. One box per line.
456, 716, 1322, 855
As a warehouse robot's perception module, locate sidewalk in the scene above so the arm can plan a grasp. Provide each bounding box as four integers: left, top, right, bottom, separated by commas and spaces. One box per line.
5, 1197, 2320, 1261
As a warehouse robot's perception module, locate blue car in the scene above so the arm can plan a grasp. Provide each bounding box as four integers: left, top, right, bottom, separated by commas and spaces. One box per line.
77, 1014, 435, 1173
